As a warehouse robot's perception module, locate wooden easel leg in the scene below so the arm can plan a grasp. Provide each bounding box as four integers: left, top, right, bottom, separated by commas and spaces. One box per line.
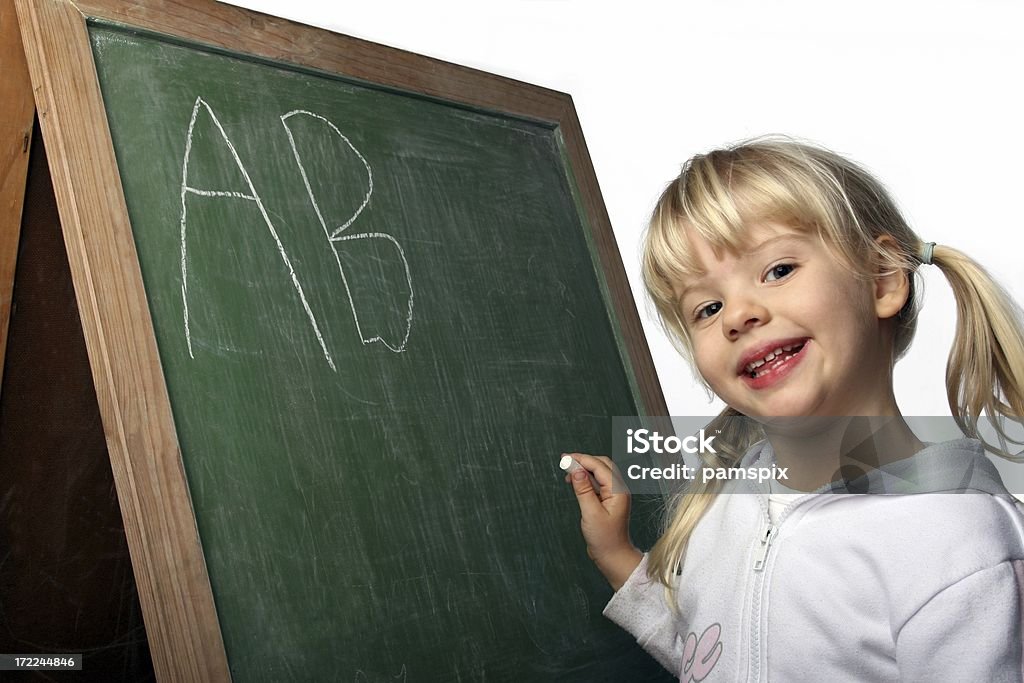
0, 119, 157, 682
0, 0, 35, 390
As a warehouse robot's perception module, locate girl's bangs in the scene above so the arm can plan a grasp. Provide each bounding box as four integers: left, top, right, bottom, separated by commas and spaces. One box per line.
644, 160, 811, 309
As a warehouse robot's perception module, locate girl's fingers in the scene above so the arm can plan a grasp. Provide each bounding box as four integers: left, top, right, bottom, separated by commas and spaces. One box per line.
562, 453, 627, 498
568, 465, 607, 518
564, 452, 612, 481
571, 453, 627, 490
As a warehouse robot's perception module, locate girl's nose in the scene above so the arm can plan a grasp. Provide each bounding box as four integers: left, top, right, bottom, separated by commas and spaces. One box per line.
722, 298, 770, 338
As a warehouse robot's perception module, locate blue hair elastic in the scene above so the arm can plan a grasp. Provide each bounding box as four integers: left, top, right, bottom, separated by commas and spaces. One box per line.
918, 242, 937, 266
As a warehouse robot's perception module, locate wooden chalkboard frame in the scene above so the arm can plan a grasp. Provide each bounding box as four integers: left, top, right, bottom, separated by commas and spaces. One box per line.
14, 0, 668, 680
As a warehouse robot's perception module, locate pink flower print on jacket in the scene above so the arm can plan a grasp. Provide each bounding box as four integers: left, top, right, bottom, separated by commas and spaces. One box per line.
681, 623, 723, 682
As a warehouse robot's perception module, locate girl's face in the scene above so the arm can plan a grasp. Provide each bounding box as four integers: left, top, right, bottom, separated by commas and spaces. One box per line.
675, 221, 902, 419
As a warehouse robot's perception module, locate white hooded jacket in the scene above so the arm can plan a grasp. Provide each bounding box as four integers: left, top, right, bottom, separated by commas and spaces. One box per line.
604, 438, 1024, 682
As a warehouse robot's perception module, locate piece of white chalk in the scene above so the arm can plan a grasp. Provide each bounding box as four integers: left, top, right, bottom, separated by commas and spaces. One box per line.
560, 455, 600, 490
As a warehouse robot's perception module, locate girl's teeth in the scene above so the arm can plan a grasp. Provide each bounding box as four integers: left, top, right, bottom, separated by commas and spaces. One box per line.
751, 347, 784, 370
746, 343, 804, 377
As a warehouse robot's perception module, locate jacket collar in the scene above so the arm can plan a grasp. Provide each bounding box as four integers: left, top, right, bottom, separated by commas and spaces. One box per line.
741, 437, 1013, 497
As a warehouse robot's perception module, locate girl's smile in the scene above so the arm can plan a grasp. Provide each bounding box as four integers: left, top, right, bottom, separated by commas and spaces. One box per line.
738, 337, 811, 389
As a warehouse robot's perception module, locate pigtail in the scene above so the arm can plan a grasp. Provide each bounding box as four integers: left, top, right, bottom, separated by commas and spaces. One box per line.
931, 244, 1024, 460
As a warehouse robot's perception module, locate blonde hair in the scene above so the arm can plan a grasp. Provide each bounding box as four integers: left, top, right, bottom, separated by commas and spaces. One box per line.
642, 136, 1024, 595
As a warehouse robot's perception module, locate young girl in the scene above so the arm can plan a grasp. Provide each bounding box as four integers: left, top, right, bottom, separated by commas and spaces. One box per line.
565, 138, 1024, 681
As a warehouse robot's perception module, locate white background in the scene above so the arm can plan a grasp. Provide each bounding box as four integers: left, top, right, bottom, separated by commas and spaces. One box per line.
223, 0, 1024, 422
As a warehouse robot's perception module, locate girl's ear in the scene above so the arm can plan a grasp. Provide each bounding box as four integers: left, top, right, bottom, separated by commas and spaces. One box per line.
872, 234, 911, 319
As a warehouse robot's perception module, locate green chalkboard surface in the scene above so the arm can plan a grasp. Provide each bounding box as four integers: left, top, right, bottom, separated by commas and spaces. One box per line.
88, 22, 670, 682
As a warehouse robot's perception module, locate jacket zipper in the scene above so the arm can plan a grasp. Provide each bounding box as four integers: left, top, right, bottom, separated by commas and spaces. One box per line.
747, 491, 824, 680
753, 523, 777, 572
748, 520, 776, 681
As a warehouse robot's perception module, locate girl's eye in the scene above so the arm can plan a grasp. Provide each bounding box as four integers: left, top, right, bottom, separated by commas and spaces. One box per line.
695, 302, 722, 320
765, 263, 796, 282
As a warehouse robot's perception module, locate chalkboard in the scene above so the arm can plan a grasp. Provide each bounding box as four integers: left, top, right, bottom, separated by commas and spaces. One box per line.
17, 1, 670, 680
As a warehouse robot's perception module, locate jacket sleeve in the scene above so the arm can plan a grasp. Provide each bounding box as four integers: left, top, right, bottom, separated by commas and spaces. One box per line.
602, 553, 683, 676
895, 560, 1024, 682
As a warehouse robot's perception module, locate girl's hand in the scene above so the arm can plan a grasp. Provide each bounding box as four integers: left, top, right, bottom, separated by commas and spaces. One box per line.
562, 453, 642, 591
